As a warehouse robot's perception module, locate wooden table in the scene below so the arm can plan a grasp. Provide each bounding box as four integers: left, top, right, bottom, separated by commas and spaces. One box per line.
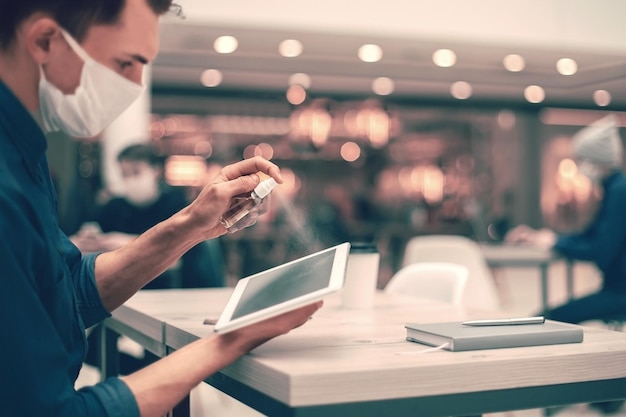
480, 244, 575, 311
102, 288, 626, 417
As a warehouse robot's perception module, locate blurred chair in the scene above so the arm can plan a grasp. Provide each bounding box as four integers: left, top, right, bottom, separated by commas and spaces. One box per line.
384, 262, 468, 305
401, 235, 501, 311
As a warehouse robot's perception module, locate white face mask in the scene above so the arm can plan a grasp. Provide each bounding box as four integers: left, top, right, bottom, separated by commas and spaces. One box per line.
123, 170, 160, 206
38, 29, 145, 138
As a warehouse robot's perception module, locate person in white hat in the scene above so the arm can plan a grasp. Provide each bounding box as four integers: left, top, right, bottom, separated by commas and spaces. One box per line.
507, 114, 626, 320
506, 114, 626, 413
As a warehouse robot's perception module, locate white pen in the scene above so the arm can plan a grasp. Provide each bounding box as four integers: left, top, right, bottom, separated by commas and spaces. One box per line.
462, 316, 545, 326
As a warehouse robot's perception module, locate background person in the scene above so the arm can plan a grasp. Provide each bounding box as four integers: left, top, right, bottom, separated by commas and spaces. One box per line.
505, 115, 626, 325
505, 115, 626, 414
72, 143, 225, 289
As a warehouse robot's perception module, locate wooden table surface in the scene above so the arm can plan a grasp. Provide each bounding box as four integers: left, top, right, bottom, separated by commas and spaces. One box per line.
106, 288, 626, 417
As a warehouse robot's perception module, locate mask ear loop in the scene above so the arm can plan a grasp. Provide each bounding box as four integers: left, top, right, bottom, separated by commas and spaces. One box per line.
59, 29, 90, 63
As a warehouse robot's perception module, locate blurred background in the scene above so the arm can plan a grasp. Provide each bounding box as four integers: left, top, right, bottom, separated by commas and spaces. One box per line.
48, 0, 626, 287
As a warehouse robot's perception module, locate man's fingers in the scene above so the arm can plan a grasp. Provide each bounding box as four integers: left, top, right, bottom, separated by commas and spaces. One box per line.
220, 156, 283, 183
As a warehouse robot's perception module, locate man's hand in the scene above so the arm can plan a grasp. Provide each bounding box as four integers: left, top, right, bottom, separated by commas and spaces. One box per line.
182, 156, 283, 240
217, 301, 323, 356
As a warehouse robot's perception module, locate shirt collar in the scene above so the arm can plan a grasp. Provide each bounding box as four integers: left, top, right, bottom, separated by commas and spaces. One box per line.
0, 80, 47, 179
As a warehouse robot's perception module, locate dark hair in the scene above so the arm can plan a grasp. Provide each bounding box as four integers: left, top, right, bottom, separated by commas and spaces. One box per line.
117, 143, 163, 167
0, 0, 177, 50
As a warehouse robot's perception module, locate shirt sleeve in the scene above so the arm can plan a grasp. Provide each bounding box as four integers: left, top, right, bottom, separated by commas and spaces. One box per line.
59, 230, 110, 327
553, 181, 626, 271
0, 200, 139, 417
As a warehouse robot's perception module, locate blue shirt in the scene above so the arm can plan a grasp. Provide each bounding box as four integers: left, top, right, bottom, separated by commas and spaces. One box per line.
554, 171, 626, 293
0, 81, 139, 416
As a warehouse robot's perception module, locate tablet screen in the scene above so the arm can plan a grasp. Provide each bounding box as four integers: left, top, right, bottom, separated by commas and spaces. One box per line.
214, 242, 350, 334
231, 249, 335, 319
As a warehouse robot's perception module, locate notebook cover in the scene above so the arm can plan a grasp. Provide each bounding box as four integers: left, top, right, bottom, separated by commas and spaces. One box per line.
405, 319, 583, 351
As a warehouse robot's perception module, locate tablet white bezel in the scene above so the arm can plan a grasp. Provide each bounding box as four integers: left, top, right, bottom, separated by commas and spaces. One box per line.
213, 242, 350, 334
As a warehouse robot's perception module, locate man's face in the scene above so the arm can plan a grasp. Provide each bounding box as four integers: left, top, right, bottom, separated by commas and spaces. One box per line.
44, 0, 160, 94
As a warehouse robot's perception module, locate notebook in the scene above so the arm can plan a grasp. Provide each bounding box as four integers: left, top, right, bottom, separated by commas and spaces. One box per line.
405, 320, 583, 351
213, 242, 350, 334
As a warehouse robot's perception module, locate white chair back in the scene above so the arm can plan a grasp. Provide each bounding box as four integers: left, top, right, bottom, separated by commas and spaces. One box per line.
401, 235, 501, 311
384, 262, 468, 305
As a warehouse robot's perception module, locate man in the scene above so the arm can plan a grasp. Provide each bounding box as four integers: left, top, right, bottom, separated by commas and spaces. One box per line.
506, 114, 626, 327
0, 1, 321, 417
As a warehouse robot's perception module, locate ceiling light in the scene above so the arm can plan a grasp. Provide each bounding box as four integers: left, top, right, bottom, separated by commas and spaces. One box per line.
200, 69, 223, 87
450, 81, 472, 99
358, 44, 383, 63
593, 90, 612, 107
288, 73, 311, 89
213, 36, 238, 54
279, 39, 303, 58
372, 77, 395, 95
556, 58, 578, 75
524, 85, 545, 103
432, 49, 456, 67
503, 54, 525, 72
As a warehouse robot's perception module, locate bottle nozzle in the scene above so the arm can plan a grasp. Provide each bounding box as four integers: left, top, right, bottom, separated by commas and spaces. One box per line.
253, 178, 278, 199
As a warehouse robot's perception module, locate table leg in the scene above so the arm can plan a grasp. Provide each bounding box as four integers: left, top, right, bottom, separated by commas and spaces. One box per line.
540, 264, 549, 312
566, 260, 575, 301
100, 324, 119, 380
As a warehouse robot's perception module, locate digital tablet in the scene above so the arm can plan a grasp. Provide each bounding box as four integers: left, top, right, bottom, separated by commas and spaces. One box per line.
213, 242, 351, 334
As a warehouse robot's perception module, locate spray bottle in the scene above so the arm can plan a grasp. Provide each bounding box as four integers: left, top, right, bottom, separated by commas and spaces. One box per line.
219, 177, 278, 233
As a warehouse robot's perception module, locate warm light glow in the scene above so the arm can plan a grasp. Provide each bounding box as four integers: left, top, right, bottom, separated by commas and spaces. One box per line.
286, 85, 307, 105
372, 77, 394, 95
432, 49, 456, 67
354, 103, 390, 148
200, 69, 223, 87
244, 143, 274, 160
290, 103, 332, 147
497, 110, 516, 129
559, 158, 577, 179
340, 142, 361, 162
213, 36, 238, 54
554, 157, 593, 204
450, 81, 472, 99
423, 166, 444, 204
556, 58, 578, 75
503, 54, 525, 72
288, 73, 312, 89
256, 142, 274, 160
396, 165, 444, 203
524, 85, 545, 103
193, 141, 212, 158
164, 155, 207, 186
593, 90, 612, 107
358, 44, 383, 63
279, 39, 303, 57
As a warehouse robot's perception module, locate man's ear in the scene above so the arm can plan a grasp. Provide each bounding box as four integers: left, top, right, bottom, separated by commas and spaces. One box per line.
23, 18, 62, 65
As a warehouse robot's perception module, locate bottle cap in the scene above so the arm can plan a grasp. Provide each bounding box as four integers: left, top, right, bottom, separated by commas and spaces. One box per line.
253, 178, 278, 199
